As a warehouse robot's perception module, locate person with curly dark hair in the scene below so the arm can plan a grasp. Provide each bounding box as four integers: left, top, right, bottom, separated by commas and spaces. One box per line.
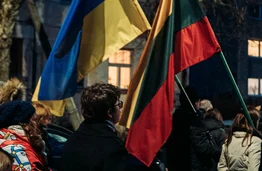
0, 100, 51, 171
61, 83, 156, 171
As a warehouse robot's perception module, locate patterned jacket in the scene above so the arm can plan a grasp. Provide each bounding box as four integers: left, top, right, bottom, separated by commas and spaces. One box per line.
0, 126, 50, 171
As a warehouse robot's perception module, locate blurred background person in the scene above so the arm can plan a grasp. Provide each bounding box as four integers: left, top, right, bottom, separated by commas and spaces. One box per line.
203, 108, 227, 171
0, 100, 51, 171
197, 99, 213, 116
218, 106, 262, 171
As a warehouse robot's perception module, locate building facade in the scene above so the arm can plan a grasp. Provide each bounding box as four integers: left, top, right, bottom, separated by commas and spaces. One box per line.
13, 0, 261, 119
189, 2, 262, 119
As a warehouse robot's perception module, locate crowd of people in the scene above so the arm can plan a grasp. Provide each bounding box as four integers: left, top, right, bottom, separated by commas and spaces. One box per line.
0, 78, 262, 171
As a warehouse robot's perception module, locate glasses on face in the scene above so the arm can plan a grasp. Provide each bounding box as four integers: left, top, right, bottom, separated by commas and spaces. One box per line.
115, 100, 123, 109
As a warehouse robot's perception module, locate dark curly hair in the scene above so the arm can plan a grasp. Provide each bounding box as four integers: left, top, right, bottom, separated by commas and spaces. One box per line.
21, 121, 44, 154
81, 83, 120, 121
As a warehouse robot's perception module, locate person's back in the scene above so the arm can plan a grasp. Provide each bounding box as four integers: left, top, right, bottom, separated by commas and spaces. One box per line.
203, 108, 227, 171
219, 132, 261, 171
204, 118, 226, 148
61, 83, 150, 171
218, 107, 262, 171
61, 120, 131, 170
166, 86, 200, 171
0, 100, 50, 171
189, 111, 221, 171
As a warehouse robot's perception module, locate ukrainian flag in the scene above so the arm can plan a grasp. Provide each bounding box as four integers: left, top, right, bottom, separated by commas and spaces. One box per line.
32, 0, 150, 116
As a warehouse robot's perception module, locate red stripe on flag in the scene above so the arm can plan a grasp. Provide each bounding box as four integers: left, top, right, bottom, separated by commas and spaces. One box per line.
125, 53, 175, 166
174, 17, 221, 74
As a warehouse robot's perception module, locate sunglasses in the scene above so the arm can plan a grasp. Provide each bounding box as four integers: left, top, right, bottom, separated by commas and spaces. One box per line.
115, 100, 123, 109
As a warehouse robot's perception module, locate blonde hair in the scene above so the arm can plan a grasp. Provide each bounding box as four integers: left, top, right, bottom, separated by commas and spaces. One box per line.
0, 78, 24, 105
199, 99, 213, 112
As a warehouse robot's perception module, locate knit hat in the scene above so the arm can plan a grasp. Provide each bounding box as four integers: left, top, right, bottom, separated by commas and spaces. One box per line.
0, 100, 35, 128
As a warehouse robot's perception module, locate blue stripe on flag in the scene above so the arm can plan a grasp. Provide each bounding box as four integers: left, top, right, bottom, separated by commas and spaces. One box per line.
38, 0, 104, 100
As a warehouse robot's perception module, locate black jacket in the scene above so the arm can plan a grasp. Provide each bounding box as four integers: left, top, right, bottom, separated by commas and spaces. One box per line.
60, 120, 151, 171
166, 107, 220, 171
166, 107, 194, 171
203, 118, 227, 171
204, 118, 227, 150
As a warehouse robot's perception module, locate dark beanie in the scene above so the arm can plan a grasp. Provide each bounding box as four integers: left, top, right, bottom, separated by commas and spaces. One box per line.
0, 100, 35, 128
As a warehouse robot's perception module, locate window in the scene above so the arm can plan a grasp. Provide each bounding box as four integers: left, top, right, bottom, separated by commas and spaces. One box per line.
248, 40, 262, 57
248, 78, 262, 96
108, 50, 132, 90
248, 5, 262, 19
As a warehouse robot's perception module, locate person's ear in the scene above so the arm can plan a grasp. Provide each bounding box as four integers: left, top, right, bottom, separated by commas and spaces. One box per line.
108, 108, 113, 119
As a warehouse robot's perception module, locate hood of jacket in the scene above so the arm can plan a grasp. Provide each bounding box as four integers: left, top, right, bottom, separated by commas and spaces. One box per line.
204, 118, 225, 131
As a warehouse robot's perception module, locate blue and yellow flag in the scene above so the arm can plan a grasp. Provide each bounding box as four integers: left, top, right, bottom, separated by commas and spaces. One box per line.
32, 0, 151, 116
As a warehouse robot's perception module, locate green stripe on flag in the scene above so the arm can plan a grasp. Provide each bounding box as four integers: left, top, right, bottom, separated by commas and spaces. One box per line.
174, 0, 205, 32
132, 11, 174, 123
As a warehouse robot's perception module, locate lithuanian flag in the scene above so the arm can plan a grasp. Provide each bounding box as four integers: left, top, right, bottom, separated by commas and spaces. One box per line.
119, 0, 221, 166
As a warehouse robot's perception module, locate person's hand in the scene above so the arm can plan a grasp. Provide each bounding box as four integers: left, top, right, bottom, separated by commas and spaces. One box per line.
195, 99, 201, 109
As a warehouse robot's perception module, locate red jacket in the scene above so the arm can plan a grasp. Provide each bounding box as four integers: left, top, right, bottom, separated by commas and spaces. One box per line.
0, 128, 51, 171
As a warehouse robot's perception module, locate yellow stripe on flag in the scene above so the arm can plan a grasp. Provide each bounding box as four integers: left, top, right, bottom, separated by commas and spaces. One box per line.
32, 78, 66, 116
77, 0, 151, 80
33, 0, 151, 117
119, 0, 172, 127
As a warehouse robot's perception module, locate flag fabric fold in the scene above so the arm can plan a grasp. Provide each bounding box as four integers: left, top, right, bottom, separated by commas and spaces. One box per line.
32, 0, 151, 116
119, 0, 221, 166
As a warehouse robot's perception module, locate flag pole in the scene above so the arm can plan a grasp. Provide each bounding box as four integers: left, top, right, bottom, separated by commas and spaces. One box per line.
175, 75, 196, 113
219, 52, 254, 127
65, 97, 84, 130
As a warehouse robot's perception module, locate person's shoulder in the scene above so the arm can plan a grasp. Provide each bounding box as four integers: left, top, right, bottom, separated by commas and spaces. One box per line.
104, 136, 126, 151
252, 136, 262, 143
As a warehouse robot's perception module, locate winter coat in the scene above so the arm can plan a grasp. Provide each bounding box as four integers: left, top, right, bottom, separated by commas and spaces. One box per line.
218, 131, 262, 171
166, 107, 218, 171
190, 116, 219, 171
166, 107, 193, 171
60, 120, 153, 171
204, 118, 227, 171
204, 118, 227, 149
0, 125, 50, 171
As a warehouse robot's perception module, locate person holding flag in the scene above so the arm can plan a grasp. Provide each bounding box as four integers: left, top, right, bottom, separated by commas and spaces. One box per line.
118, 0, 221, 168
60, 83, 164, 171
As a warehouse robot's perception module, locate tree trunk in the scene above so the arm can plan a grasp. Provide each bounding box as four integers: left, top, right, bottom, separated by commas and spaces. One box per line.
0, 0, 23, 81
26, 0, 51, 58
